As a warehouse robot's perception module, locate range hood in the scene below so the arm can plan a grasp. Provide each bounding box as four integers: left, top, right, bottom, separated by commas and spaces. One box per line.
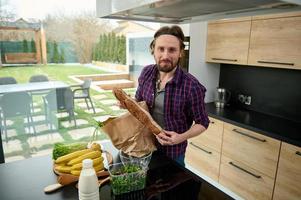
96, 0, 301, 23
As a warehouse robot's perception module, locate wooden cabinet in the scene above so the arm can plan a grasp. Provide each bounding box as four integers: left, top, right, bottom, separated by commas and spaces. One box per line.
220, 122, 281, 200
273, 142, 301, 200
206, 17, 251, 65
219, 155, 275, 200
248, 12, 301, 69
222, 123, 281, 178
185, 117, 223, 181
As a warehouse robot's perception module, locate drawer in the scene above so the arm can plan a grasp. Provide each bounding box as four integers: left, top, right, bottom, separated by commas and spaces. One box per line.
190, 117, 223, 152
273, 142, 301, 200
222, 123, 280, 178
185, 140, 221, 181
219, 155, 274, 200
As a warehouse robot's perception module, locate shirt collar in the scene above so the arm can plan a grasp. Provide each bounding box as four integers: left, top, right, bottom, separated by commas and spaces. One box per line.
151, 64, 183, 86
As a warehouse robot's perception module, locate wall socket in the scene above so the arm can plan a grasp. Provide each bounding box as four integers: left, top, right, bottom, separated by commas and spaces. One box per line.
238, 94, 252, 105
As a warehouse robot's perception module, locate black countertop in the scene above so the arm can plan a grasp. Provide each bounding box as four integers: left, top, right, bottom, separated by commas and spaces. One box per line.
206, 102, 301, 147
0, 151, 233, 200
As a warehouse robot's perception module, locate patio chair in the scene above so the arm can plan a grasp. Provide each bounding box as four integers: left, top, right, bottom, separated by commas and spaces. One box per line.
0, 77, 17, 85
0, 77, 17, 128
43, 88, 77, 130
0, 92, 36, 142
29, 74, 49, 112
72, 79, 96, 114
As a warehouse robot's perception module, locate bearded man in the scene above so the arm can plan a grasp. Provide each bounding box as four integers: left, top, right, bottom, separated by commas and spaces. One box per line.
135, 25, 209, 166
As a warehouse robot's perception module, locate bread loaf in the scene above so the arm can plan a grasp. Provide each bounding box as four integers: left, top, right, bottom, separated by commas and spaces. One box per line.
113, 87, 162, 135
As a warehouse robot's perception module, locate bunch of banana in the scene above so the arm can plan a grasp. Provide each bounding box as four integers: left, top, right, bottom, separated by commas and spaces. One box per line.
54, 143, 104, 176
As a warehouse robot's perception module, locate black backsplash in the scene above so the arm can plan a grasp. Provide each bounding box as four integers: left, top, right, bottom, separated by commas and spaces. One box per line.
219, 64, 301, 122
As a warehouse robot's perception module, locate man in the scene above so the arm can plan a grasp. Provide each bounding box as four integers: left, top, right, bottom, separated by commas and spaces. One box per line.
135, 25, 209, 165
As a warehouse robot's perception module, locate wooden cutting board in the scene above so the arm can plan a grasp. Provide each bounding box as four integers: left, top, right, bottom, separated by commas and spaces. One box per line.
53, 151, 113, 185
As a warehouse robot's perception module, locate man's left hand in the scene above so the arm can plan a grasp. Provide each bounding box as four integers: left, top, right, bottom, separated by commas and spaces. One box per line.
156, 130, 185, 146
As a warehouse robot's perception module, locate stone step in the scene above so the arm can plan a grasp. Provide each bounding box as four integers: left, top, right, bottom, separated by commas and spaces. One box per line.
94, 79, 135, 90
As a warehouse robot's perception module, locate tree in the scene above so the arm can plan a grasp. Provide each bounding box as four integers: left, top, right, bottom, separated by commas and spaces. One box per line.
30, 39, 36, 52
22, 39, 29, 52
59, 49, 65, 63
52, 41, 60, 63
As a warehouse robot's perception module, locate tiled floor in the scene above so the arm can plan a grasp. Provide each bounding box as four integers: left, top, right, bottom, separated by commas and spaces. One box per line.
2, 88, 133, 163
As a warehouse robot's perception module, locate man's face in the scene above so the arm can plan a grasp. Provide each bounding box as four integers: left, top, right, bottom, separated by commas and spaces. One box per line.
153, 35, 182, 73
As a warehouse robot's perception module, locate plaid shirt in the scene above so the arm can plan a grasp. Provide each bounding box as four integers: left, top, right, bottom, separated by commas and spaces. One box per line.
135, 64, 209, 159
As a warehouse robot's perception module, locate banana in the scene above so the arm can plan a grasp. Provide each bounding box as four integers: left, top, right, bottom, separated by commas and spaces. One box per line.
67, 150, 101, 166
94, 162, 104, 172
55, 165, 72, 173
71, 156, 104, 170
70, 163, 104, 176
55, 149, 92, 164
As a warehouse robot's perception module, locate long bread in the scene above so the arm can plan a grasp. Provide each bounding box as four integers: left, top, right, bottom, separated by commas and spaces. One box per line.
113, 87, 162, 135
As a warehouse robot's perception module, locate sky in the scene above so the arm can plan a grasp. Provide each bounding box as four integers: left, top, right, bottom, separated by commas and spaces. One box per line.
4, 0, 96, 20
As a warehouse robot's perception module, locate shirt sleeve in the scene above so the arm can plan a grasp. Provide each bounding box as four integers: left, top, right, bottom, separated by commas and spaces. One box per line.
190, 83, 209, 129
135, 67, 146, 102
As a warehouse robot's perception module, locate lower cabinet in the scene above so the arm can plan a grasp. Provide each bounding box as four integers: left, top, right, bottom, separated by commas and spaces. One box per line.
219, 155, 274, 200
273, 142, 301, 200
186, 141, 221, 181
185, 117, 223, 181
185, 117, 300, 200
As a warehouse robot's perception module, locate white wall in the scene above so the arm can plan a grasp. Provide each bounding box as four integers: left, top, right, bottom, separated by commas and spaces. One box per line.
188, 21, 220, 103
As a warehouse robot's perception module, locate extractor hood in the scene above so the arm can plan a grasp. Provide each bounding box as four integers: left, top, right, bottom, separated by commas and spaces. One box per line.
96, 0, 301, 23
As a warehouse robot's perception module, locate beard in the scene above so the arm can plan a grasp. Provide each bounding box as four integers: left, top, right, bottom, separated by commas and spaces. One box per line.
157, 59, 179, 73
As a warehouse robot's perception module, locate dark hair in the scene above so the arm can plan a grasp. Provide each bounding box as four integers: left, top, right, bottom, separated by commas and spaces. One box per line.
150, 25, 185, 54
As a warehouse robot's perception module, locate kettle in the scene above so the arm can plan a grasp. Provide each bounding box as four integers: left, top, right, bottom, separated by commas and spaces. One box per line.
215, 88, 231, 108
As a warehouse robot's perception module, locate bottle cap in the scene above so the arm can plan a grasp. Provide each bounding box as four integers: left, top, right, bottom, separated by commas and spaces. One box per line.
82, 159, 93, 169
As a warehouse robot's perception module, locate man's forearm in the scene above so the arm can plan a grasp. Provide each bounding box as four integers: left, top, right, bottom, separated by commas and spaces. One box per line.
181, 124, 206, 141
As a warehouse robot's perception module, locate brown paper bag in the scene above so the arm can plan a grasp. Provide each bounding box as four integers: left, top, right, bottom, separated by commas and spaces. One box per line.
101, 101, 156, 157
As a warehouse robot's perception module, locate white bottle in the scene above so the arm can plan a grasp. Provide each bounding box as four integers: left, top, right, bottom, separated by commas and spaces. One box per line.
78, 159, 99, 200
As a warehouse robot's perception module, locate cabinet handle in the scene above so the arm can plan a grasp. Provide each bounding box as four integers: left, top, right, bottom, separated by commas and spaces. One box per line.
212, 58, 238, 62
210, 121, 215, 124
190, 142, 212, 154
229, 161, 261, 179
232, 129, 266, 143
296, 151, 301, 156
257, 60, 294, 66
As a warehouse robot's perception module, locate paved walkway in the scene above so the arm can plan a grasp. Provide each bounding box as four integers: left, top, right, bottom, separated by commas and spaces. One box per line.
3, 88, 136, 163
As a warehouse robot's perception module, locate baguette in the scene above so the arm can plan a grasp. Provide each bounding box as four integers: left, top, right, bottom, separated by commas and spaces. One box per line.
112, 87, 162, 135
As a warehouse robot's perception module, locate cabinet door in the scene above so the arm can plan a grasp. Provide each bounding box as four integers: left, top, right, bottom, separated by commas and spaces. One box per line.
249, 13, 301, 69
273, 142, 301, 200
219, 155, 274, 200
206, 17, 251, 65
189, 117, 223, 152
222, 123, 280, 178
185, 141, 220, 181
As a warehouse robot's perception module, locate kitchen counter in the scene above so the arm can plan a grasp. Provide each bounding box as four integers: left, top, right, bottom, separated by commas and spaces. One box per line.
0, 151, 233, 200
206, 102, 301, 147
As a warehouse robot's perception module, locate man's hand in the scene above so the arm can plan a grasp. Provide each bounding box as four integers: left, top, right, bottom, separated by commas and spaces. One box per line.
156, 130, 185, 146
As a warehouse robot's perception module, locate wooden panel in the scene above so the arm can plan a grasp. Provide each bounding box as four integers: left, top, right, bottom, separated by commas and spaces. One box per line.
222, 123, 280, 178
248, 15, 301, 69
185, 142, 220, 181
206, 18, 251, 65
273, 142, 301, 200
189, 117, 223, 152
219, 155, 274, 200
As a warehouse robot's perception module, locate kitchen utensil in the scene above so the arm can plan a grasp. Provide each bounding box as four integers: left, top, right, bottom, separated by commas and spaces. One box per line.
44, 183, 64, 193
215, 87, 231, 108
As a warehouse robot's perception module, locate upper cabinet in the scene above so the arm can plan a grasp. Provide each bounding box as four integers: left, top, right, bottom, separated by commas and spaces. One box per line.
206, 17, 251, 65
249, 12, 301, 69
206, 12, 301, 70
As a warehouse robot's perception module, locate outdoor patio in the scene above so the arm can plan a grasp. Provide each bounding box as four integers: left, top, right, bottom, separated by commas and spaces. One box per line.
0, 64, 137, 163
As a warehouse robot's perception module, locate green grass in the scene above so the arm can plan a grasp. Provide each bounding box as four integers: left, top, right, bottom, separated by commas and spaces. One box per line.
0, 64, 108, 84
